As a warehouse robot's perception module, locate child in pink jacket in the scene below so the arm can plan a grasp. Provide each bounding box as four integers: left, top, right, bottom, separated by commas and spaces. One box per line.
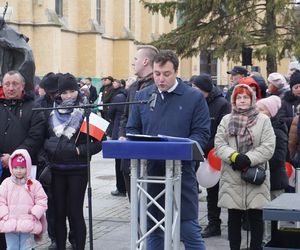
0, 149, 48, 250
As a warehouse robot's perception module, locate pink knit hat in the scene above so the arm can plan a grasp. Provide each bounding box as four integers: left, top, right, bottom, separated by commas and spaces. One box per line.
256, 95, 281, 117
267, 73, 287, 89
11, 154, 26, 168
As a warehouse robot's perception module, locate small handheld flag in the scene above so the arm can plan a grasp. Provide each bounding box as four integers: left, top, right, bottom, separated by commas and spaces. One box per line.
80, 113, 109, 141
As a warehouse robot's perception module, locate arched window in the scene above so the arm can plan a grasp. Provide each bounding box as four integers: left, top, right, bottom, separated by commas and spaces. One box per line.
128, 0, 132, 29
96, 0, 101, 24
55, 0, 63, 16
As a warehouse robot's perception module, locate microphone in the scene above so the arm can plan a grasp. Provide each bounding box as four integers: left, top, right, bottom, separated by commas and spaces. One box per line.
149, 92, 157, 111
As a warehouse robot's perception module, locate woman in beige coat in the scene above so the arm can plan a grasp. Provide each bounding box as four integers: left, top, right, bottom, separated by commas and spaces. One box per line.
215, 84, 276, 250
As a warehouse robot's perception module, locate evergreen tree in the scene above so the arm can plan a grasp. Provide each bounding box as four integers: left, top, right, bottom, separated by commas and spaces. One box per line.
141, 0, 300, 74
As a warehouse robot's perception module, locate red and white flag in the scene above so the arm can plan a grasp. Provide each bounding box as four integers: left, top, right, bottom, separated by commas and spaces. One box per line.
80, 113, 109, 140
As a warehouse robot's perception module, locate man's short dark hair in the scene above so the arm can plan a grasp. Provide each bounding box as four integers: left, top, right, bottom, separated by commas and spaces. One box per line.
86, 77, 92, 82
3, 70, 25, 85
153, 50, 179, 71
137, 45, 159, 65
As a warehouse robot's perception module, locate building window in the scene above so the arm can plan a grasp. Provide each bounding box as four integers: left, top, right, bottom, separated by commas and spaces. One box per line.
200, 50, 217, 84
55, 0, 63, 16
96, 0, 101, 24
128, 0, 132, 29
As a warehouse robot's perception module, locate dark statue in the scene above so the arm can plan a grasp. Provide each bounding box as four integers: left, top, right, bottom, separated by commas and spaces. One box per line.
0, 15, 35, 90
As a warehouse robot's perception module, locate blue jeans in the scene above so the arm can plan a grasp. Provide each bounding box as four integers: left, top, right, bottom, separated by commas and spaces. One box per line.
147, 219, 206, 250
5, 232, 34, 250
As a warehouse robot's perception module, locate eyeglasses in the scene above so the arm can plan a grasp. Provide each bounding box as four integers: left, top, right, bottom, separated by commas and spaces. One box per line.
2, 81, 23, 88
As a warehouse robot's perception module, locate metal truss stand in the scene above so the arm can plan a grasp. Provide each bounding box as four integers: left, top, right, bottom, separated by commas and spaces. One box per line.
130, 159, 182, 250
101, 137, 204, 250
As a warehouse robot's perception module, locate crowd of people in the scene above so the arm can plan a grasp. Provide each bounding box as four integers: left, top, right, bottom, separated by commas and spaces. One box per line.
0, 47, 299, 250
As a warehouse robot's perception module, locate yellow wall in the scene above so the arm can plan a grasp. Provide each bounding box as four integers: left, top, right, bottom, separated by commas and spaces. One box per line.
0, 0, 177, 79
0, 0, 291, 84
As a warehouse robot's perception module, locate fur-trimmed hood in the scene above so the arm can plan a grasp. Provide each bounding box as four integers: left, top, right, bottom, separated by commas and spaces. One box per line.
9, 149, 32, 178
231, 84, 256, 108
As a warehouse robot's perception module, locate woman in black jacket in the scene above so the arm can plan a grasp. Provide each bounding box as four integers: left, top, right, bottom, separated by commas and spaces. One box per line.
44, 73, 102, 250
256, 95, 289, 199
277, 70, 300, 131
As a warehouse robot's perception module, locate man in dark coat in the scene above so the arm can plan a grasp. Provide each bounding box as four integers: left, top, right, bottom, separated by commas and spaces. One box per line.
192, 74, 231, 238
100, 76, 115, 119
126, 50, 210, 250
118, 45, 159, 198
107, 80, 127, 197
35, 72, 59, 115
0, 70, 45, 248
226, 66, 249, 101
84, 77, 98, 104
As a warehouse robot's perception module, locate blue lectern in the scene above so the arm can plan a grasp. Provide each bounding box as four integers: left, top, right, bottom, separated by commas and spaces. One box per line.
102, 135, 204, 250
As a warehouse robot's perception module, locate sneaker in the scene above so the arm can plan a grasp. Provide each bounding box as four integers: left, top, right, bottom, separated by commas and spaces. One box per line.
201, 224, 221, 238
111, 190, 126, 197
48, 241, 57, 250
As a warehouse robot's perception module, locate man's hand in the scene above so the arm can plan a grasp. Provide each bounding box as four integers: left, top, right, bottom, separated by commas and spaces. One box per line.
118, 136, 127, 141
1, 154, 10, 168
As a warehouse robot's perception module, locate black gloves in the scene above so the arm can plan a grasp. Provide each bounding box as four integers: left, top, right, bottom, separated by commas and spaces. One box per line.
232, 154, 251, 171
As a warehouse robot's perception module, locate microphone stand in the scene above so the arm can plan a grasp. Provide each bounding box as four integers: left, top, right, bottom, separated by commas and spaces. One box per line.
33, 99, 148, 250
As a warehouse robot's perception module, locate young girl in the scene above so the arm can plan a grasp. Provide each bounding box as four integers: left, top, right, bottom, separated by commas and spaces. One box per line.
0, 149, 48, 250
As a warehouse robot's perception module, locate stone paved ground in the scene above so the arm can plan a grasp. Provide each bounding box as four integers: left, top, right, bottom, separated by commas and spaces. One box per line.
36, 153, 250, 250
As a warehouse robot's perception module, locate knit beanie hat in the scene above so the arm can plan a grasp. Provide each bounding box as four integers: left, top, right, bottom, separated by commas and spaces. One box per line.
40, 72, 59, 93
256, 95, 281, 117
267, 73, 287, 89
289, 70, 300, 89
288, 61, 300, 71
58, 73, 79, 94
193, 74, 213, 93
11, 154, 26, 168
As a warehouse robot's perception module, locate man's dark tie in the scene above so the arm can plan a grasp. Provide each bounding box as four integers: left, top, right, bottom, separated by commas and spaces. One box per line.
162, 91, 169, 100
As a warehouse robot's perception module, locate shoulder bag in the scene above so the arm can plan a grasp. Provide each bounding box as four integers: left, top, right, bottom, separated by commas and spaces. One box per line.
235, 136, 266, 185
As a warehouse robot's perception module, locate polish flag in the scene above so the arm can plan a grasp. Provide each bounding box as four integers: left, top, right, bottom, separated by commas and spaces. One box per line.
80, 113, 109, 140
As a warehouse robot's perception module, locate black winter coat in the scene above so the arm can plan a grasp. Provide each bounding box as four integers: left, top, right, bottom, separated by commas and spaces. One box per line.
35, 95, 54, 118
269, 116, 289, 191
107, 88, 127, 140
118, 74, 154, 138
118, 74, 154, 174
35, 94, 55, 178
44, 100, 102, 173
0, 93, 46, 180
277, 91, 300, 130
89, 85, 98, 104
205, 86, 231, 156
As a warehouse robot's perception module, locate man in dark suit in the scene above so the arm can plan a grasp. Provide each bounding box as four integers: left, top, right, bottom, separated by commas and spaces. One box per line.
118, 45, 158, 198
84, 77, 98, 104
126, 50, 210, 250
